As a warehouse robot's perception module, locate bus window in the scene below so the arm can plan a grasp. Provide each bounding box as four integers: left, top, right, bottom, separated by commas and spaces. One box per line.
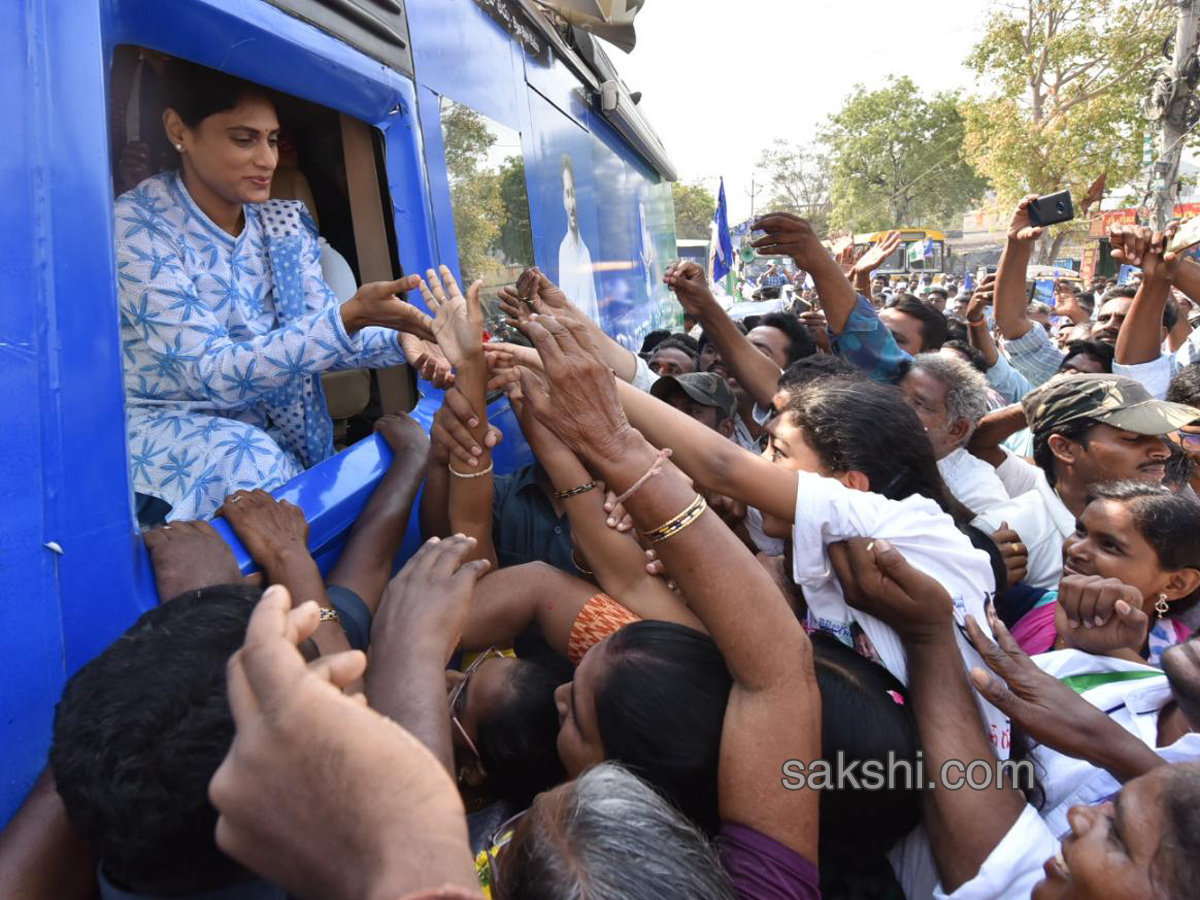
439, 99, 535, 340
109, 50, 412, 523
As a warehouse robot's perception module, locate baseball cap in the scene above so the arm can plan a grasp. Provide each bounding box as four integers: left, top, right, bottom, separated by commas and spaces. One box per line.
1023, 373, 1199, 437
651, 372, 738, 421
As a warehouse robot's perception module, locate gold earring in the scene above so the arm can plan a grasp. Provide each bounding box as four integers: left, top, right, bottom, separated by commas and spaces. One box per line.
1156, 594, 1171, 616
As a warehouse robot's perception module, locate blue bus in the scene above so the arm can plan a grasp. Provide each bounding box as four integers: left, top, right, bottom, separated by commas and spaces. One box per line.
1, 0, 678, 822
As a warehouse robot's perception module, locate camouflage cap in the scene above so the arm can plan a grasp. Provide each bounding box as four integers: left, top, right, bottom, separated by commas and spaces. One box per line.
1023, 373, 1199, 437
651, 372, 738, 421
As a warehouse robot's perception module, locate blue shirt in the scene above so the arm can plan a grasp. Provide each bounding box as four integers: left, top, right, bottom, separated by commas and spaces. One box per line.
828, 293, 912, 383
491, 464, 575, 573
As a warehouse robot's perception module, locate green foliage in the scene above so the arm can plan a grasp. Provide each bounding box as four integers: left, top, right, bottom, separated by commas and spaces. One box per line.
756, 140, 833, 235
822, 76, 986, 233
671, 180, 717, 240
442, 102, 534, 285
962, 0, 1173, 257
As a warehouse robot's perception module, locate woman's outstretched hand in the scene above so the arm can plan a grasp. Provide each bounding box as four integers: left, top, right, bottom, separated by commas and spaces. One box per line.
340, 276, 436, 341
419, 266, 485, 370
519, 314, 635, 465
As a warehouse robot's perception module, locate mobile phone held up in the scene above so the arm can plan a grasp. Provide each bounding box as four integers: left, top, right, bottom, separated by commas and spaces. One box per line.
1026, 191, 1075, 228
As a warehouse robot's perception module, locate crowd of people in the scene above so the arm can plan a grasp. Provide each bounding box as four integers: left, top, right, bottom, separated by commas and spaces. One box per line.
6, 62, 1200, 900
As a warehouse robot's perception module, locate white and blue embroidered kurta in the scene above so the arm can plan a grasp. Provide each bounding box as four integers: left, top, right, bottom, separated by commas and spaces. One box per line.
116, 171, 406, 520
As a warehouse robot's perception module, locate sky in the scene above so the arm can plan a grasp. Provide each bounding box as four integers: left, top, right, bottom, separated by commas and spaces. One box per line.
611, 0, 999, 224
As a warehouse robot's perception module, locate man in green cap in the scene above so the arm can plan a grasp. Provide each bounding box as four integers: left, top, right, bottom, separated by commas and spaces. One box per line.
975, 373, 1197, 590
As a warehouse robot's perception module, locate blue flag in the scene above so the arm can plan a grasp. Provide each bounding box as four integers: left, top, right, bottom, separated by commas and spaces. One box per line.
712, 179, 733, 283
963, 272, 975, 292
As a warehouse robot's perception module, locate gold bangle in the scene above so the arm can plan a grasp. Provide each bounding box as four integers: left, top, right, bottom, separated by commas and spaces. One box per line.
448, 461, 495, 479
318, 607, 342, 625
643, 494, 708, 545
555, 481, 597, 500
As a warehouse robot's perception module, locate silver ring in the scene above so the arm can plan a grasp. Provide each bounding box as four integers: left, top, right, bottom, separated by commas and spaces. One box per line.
230, 495, 242, 503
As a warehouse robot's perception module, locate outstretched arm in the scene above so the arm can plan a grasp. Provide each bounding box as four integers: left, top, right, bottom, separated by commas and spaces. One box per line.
1112, 224, 1178, 366
993, 196, 1042, 341
662, 260, 782, 408
851, 230, 902, 297
753, 212, 859, 334
520, 313, 819, 860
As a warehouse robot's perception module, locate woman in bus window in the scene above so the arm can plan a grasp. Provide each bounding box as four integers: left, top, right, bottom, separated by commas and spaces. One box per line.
116, 59, 434, 522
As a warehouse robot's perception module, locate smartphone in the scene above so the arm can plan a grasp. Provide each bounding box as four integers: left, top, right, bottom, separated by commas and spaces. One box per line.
1168, 217, 1200, 254
1027, 191, 1075, 227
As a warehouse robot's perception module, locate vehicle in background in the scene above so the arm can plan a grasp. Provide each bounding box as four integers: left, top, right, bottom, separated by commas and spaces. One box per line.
854, 228, 948, 281
1, 0, 678, 823
676, 238, 710, 268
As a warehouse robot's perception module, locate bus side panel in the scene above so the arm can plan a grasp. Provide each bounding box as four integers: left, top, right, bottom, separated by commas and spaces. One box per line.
0, 0, 142, 821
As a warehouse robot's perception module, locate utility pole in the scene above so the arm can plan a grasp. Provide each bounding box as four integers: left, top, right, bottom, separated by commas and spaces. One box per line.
746, 176, 760, 220
1156, 0, 1200, 229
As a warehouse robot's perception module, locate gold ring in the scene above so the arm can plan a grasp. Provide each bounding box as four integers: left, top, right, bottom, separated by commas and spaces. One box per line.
1010, 542, 1020, 554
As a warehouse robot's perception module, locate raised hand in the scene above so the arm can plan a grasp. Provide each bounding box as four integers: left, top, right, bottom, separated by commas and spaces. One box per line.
1055, 574, 1150, 656
853, 230, 903, 277
418, 266, 484, 369
827, 538, 955, 642
398, 333, 455, 389
498, 267, 574, 325
211, 586, 474, 900
990, 523, 1028, 588
964, 614, 1137, 763
663, 259, 718, 317
430, 386, 503, 469
340, 276, 436, 341
965, 274, 997, 322
519, 314, 634, 465
1007, 195, 1045, 243
143, 520, 243, 601
374, 534, 492, 645
751, 213, 829, 272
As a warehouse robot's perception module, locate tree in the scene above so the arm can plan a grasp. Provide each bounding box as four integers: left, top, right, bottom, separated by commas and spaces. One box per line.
672, 180, 716, 240
822, 76, 987, 233
756, 140, 833, 235
962, 0, 1173, 262
441, 102, 503, 281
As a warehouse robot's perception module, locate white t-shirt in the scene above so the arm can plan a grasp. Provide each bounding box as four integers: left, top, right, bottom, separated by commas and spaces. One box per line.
975, 462, 1075, 591
558, 232, 599, 323
789, 472, 1009, 750
934, 651, 1200, 900
939, 447, 1011, 518
994, 448, 1042, 498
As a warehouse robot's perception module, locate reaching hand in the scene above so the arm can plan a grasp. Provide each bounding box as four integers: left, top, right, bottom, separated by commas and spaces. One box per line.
751, 213, 829, 272
663, 260, 718, 317
217, 490, 310, 570
1007, 195, 1046, 243
430, 386, 502, 469
853, 230, 903, 277
518, 314, 635, 465
1111, 223, 1181, 284
340, 276, 436, 341
965, 614, 1131, 762
144, 520, 243, 601
418, 266, 484, 369
1055, 575, 1150, 656
498, 268, 576, 326
398, 334, 455, 389
375, 535, 492, 644
990, 523, 1028, 588
211, 586, 472, 900
798, 310, 831, 353
827, 538, 955, 642
965, 273, 996, 322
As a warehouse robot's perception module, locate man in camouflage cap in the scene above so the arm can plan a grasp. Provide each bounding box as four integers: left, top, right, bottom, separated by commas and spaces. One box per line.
975, 373, 1194, 590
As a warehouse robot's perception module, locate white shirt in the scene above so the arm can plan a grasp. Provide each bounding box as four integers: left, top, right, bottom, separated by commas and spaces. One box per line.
558, 231, 599, 323
789, 472, 1009, 749
994, 448, 1042, 498
939, 447, 1011, 518
975, 461, 1075, 591
934, 651, 1200, 900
